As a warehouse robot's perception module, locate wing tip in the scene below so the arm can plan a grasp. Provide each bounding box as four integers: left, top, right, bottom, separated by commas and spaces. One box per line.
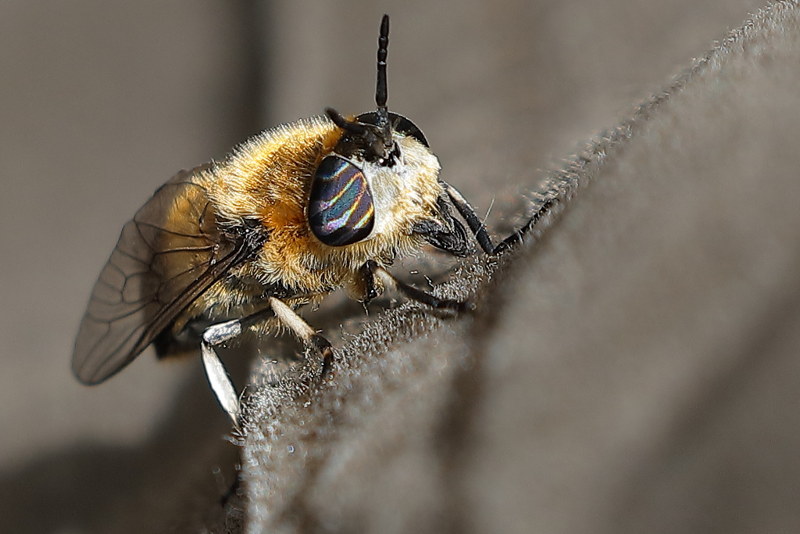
71, 354, 106, 385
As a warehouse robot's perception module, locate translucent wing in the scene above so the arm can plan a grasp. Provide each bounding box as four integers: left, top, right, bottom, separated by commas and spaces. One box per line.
73, 165, 247, 384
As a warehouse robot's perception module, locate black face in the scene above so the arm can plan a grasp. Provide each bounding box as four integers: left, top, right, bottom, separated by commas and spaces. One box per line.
324, 108, 429, 165
355, 111, 429, 147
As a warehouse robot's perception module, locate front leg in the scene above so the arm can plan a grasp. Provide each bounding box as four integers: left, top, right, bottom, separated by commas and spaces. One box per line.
442, 181, 557, 255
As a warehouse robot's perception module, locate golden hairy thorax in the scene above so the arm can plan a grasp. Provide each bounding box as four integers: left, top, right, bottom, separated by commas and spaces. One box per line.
166, 116, 444, 324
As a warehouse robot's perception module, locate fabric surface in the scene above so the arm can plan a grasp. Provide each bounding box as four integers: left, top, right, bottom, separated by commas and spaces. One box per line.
238, 3, 800, 533
2, 1, 797, 532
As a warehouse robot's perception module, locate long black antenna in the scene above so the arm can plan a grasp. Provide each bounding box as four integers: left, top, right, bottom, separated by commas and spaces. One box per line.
376, 14, 393, 150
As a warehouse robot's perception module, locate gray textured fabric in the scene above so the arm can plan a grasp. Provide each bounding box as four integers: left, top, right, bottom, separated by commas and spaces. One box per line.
240, 2, 800, 533
3, 1, 799, 532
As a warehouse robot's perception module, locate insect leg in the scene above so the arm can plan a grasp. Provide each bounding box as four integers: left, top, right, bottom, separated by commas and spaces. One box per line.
358, 260, 381, 305
200, 300, 334, 425
201, 336, 241, 428
268, 297, 334, 375
200, 311, 278, 427
442, 181, 557, 256
366, 260, 471, 312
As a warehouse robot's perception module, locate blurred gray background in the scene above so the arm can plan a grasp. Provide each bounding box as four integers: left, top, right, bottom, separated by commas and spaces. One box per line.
2, 0, 795, 532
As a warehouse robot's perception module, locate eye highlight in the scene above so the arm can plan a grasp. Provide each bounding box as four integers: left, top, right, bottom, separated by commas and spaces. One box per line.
308, 155, 375, 246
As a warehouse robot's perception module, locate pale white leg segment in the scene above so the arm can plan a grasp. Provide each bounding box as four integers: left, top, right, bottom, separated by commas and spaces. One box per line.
268, 297, 316, 341
201, 341, 241, 427
269, 296, 334, 375
200, 297, 333, 427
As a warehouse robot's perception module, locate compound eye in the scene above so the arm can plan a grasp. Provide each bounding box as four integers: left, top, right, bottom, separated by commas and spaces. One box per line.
308, 155, 375, 246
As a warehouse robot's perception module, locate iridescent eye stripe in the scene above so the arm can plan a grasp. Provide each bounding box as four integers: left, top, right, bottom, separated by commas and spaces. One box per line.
317, 172, 360, 211
308, 156, 375, 246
